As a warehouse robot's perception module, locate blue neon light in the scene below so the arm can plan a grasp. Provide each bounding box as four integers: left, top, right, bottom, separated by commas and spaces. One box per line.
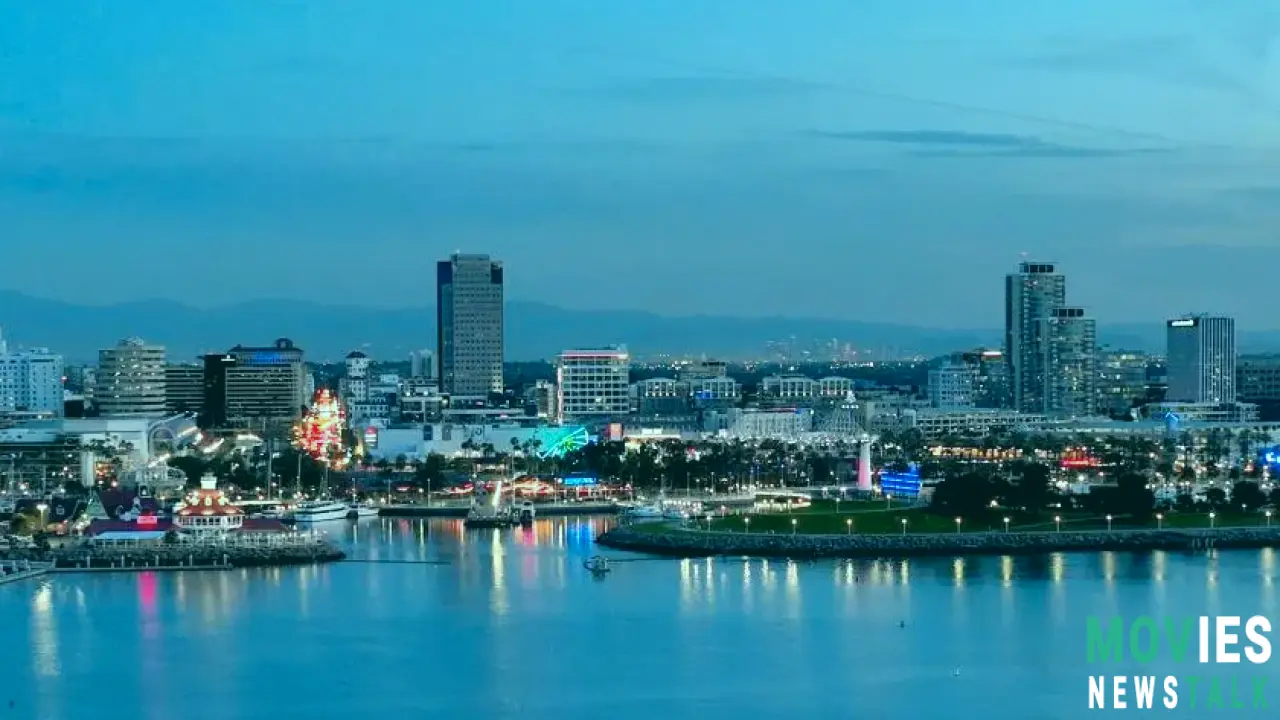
562, 473, 598, 487
240, 351, 287, 366
880, 464, 922, 497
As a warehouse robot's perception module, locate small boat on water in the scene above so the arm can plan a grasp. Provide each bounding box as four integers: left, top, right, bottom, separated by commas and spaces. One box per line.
583, 555, 611, 577
289, 500, 350, 523
515, 500, 536, 526
347, 502, 380, 519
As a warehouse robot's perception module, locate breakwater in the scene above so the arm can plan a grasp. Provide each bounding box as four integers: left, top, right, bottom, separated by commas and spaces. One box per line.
597, 525, 1280, 559
1, 542, 345, 570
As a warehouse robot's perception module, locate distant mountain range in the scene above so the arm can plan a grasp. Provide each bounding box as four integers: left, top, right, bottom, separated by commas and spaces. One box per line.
2, 290, 1279, 363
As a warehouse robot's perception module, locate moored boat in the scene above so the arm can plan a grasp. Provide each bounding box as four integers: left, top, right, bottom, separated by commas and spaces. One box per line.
290, 500, 350, 523
347, 502, 380, 519
622, 503, 664, 520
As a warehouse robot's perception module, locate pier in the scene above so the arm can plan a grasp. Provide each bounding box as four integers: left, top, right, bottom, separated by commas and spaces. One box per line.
380, 501, 620, 518
0, 560, 51, 586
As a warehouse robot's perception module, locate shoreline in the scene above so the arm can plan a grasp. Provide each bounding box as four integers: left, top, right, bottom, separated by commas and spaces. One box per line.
596, 524, 1280, 559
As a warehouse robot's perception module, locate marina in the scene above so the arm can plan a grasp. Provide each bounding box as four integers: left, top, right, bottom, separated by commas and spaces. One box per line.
2, 514, 1271, 720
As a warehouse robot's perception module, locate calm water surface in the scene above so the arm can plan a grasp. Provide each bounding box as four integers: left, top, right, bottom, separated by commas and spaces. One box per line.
4, 516, 1280, 719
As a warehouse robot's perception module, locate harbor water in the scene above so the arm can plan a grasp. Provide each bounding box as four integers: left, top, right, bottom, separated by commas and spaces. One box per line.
4, 516, 1280, 719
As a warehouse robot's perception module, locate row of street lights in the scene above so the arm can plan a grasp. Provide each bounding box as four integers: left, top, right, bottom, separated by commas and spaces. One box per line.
736, 507, 1277, 537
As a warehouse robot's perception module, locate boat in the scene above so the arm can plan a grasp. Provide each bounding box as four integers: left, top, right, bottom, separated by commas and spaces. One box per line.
464, 480, 514, 528
622, 503, 664, 520
583, 555, 611, 577
515, 500, 536, 525
347, 502, 380, 519
662, 506, 690, 521
289, 500, 350, 523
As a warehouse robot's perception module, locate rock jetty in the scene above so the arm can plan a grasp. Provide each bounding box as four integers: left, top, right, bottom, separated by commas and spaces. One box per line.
597, 525, 1280, 559
2, 542, 345, 569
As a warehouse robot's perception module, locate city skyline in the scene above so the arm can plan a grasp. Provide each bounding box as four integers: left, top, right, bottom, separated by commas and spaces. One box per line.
5, 2, 1280, 327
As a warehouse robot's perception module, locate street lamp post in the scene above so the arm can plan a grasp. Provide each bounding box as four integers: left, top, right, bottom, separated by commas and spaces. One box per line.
1209, 512, 1216, 529
1267, 510, 1273, 528
1003, 517, 1010, 533
1054, 515, 1061, 532
35, 502, 47, 532
1156, 513, 1163, 530
744, 517, 751, 533
1106, 514, 1113, 532
886, 493, 893, 509
954, 517, 962, 534
846, 518, 852, 535
791, 517, 798, 535
900, 518, 908, 536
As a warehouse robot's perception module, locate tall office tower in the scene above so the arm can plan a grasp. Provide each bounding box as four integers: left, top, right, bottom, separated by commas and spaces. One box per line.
1040, 307, 1097, 417
1005, 261, 1066, 413
96, 337, 167, 417
556, 347, 631, 423
437, 253, 504, 397
1166, 315, 1236, 404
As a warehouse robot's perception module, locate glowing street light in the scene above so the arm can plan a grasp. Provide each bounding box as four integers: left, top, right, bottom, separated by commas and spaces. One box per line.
886, 493, 893, 508
791, 517, 798, 535
954, 517, 962, 534
1267, 510, 1273, 528
846, 518, 853, 535
1003, 517, 1011, 533
900, 517, 908, 536
1106, 514, 1113, 532
1156, 513, 1164, 530
744, 517, 751, 533
1054, 515, 1061, 532
1209, 511, 1216, 529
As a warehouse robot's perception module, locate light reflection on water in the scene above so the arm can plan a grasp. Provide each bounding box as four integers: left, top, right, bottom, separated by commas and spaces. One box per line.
3, 516, 1279, 720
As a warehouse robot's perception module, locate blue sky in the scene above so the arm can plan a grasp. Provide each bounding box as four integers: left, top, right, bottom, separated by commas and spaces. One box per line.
3, 0, 1280, 328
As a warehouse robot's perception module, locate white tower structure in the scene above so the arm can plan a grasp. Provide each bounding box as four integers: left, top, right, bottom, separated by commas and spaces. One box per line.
857, 433, 874, 492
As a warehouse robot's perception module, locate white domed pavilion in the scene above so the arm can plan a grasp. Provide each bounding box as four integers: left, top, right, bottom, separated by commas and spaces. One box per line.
174, 474, 244, 534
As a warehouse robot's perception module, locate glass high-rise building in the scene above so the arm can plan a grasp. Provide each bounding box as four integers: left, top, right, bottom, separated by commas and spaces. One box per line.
1004, 262, 1066, 413
1040, 307, 1097, 417
436, 253, 504, 397
1166, 315, 1236, 404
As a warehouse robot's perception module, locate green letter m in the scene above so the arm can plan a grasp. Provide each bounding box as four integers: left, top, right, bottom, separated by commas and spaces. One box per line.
1087, 617, 1124, 663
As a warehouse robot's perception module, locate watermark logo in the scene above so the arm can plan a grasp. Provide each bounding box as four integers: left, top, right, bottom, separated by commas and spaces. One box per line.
1087, 616, 1271, 710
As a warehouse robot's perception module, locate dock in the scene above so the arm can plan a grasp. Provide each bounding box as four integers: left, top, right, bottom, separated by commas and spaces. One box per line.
0, 561, 51, 586
380, 502, 620, 518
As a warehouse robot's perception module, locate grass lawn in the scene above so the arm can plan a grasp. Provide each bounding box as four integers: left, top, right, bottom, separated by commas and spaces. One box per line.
703, 507, 1280, 536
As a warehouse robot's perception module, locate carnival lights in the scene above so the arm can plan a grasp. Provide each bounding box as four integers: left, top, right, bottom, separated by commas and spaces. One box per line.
293, 388, 350, 468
